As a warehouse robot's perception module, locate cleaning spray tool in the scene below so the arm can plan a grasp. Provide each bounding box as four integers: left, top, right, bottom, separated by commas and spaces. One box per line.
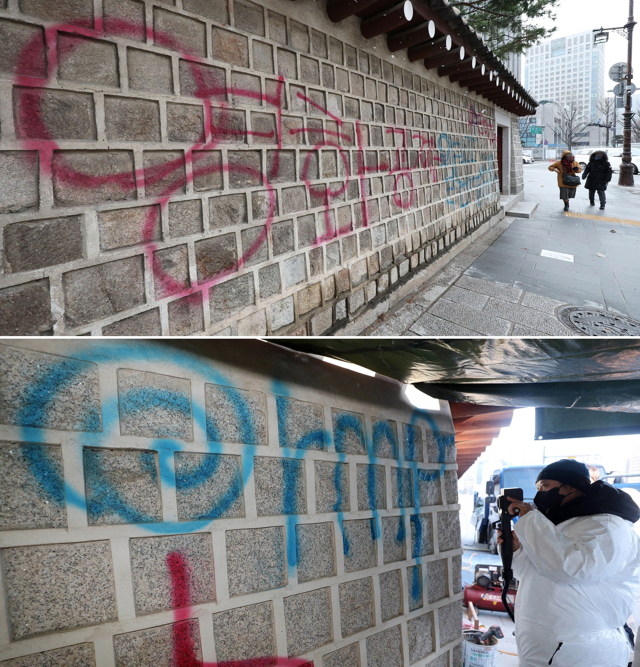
496, 487, 523, 623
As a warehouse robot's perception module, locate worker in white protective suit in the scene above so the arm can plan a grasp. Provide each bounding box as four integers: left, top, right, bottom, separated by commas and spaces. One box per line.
498, 459, 640, 667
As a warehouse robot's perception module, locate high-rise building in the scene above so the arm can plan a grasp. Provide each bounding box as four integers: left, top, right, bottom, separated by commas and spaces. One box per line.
524, 31, 606, 148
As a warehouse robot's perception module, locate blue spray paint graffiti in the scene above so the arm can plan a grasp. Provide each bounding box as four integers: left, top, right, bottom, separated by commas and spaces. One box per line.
119, 387, 192, 439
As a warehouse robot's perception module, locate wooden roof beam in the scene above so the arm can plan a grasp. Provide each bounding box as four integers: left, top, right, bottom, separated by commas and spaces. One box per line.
407, 34, 451, 62
361, 0, 414, 39
327, 0, 385, 23
387, 18, 436, 52
423, 45, 465, 69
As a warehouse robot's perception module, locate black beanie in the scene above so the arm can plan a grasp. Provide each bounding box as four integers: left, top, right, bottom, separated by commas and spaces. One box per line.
536, 459, 591, 491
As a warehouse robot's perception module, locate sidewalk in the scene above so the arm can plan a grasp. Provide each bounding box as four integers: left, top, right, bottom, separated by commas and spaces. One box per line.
362, 163, 640, 336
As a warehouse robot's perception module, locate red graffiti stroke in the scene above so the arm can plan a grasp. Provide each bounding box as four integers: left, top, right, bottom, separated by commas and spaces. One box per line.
166, 552, 313, 667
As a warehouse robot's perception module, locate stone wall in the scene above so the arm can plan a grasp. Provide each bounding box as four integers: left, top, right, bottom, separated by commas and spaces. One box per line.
0, 340, 463, 667
0, 0, 510, 335
510, 118, 524, 195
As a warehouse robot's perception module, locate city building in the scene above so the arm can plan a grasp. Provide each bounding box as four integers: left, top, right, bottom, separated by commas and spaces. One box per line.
524, 31, 606, 149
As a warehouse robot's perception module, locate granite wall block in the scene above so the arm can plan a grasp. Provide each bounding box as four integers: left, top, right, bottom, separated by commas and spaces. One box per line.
438, 601, 462, 646
357, 464, 386, 511
338, 576, 374, 637
410, 513, 434, 558
342, 518, 377, 573
284, 587, 333, 656
212, 601, 276, 665
380, 569, 402, 621
296, 521, 336, 583
0, 643, 95, 667
371, 418, 398, 459
315, 460, 350, 513
426, 559, 448, 604
402, 423, 423, 462
204, 383, 267, 445
418, 470, 442, 507
254, 456, 307, 516
437, 511, 461, 552
382, 515, 406, 564
391, 467, 413, 509
331, 408, 366, 455
322, 642, 360, 667
276, 396, 326, 450
408, 612, 434, 664
366, 625, 403, 667
407, 564, 423, 612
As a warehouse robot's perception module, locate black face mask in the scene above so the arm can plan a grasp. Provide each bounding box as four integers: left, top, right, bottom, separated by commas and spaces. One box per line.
533, 487, 566, 515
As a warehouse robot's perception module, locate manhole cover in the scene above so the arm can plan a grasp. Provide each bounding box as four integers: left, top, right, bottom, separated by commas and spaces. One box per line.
558, 306, 640, 336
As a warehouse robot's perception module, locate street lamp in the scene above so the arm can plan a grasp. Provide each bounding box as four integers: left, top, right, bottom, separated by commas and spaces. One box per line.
593, 1, 637, 185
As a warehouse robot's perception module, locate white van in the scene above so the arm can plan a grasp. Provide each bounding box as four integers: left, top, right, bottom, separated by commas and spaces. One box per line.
608, 148, 640, 174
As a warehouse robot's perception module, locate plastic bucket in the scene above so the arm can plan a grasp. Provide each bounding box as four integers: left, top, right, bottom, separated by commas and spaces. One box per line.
462, 631, 498, 667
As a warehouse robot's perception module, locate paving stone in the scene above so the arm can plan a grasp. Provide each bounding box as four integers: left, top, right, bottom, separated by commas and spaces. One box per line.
357, 464, 386, 511
296, 522, 336, 583
444, 470, 458, 504
380, 568, 403, 621
426, 559, 448, 603
483, 297, 572, 336
403, 423, 424, 462
409, 313, 476, 336
391, 467, 413, 508
117, 368, 192, 441
441, 285, 489, 310
0, 643, 95, 667
382, 515, 406, 564
276, 396, 326, 450
366, 625, 403, 667
456, 274, 523, 302
437, 511, 461, 552
438, 601, 463, 646
342, 518, 377, 572
429, 299, 511, 335
175, 452, 245, 520
3, 541, 117, 640
226, 526, 287, 596
212, 601, 275, 665
205, 383, 267, 445
84, 448, 162, 526
407, 564, 423, 611
284, 587, 333, 656
0, 441, 67, 530
315, 461, 349, 514
0, 345, 101, 432
331, 408, 366, 454
113, 620, 201, 667
372, 417, 398, 459
410, 513, 433, 558
520, 290, 568, 316
254, 456, 306, 516
322, 642, 360, 667
339, 576, 374, 637
408, 612, 434, 663
130, 532, 215, 614
418, 469, 442, 507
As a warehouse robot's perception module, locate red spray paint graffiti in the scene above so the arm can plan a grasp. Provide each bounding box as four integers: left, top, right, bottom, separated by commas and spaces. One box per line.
167, 551, 313, 667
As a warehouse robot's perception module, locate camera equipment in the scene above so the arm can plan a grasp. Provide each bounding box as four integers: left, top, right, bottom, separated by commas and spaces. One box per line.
496, 487, 523, 623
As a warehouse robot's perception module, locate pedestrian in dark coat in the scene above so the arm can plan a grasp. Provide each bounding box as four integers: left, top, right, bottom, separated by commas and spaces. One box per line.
582, 150, 613, 210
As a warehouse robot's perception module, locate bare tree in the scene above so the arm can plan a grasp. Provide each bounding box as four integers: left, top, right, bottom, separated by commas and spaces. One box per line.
554, 99, 589, 151
596, 97, 616, 147
518, 115, 536, 146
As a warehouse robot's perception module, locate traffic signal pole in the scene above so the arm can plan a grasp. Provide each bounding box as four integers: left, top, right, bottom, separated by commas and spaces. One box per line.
619, 0, 636, 186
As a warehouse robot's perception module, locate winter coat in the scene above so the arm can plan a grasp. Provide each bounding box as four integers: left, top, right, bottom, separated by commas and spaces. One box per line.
512, 483, 640, 667
582, 160, 613, 191
549, 154, 582, 188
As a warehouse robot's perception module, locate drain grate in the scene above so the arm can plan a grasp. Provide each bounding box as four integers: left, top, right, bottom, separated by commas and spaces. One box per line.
558, 306, 640, 336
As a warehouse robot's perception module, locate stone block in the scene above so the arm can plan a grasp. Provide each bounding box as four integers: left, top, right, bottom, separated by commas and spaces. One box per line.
290, 19, 309, 52
332, 409, 366, 455
315, 461, 349, 513
14, 87, 96, 141
0, 151, 39, 214
168, 294, 204, 336
418, 470, 442, 507
153, 244, 190, 299
127, 48, 172, 93
227, 151, 262, 188
438, 601, 462, 646
339, 576, 374, 637
195, 233, 237, 282
113, 620, 201, 667
426, 559, 448, 603
283, 254, 307, 289
154, 8, 206, 57
253, 40, 274, 73
392, 467, 413, 509
410, 513, 433, 558
209, 193, 247, 228
129, 532, 215, 614
444, 470, 458, 504
380, 569, 402, 621
322, 643, 359, 667
452, 554, 462, 593
183, 0, 227, 20
179, 60, 226, 101
212, 26, 248, 66
403, 423, 424, 462
0, 19, 46, 79
0, 644, 95, 667
452, 643, 463, 667
296, 521, 336, 583
212, 602, 276, 665
57, 34, 118, 86
234, 0, 264, 34
144, 150, 185, 198
408, 612, 434, 664
372, 418, 398, 459
211, 107, 246, 143
259, 264, 282, 298
0, 345, 101, 431
357, 464, 386, 511
271, 296, 294, 331
0, 442, 67, 530
437, 511, 461, 552
84, 447, 162, 526
226, 526, 287, 596
268, 10, 287, 44
168, 199, 203, 237
276, 396, 325, 450
253, 189, 279, 218
102, 309, 162, 336
103, 0, 145, 41
427, 431, 456, 464
407, 564, 423, 611
241, 225, 268, 267
209, 273, 255, 324
382, 515, 406, 564
349, 289, 365, 313
169, 104, 205, 144
254, 457, 306, 516
311, 308, 332, 335
297, 282, 321, 315
300, 56, 320, 85
205, 383, 267, 445
342, 518, 376, 573
0, 280, 53, 335
272, 219, 294, 255
238, 309, 269, 336
175, 452, 244, 520
309, 247, 323, 276
250, 112, 276, 144
366, 625, 403, 667
4, 215, 84, 272
98, 205, 161, 251
282, 186, 307, 214
117, 368, 193, 440
2, 541, 117, 640
284, 588, 332, 656
296, 215, 316, 248
53, 151, 135, 206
